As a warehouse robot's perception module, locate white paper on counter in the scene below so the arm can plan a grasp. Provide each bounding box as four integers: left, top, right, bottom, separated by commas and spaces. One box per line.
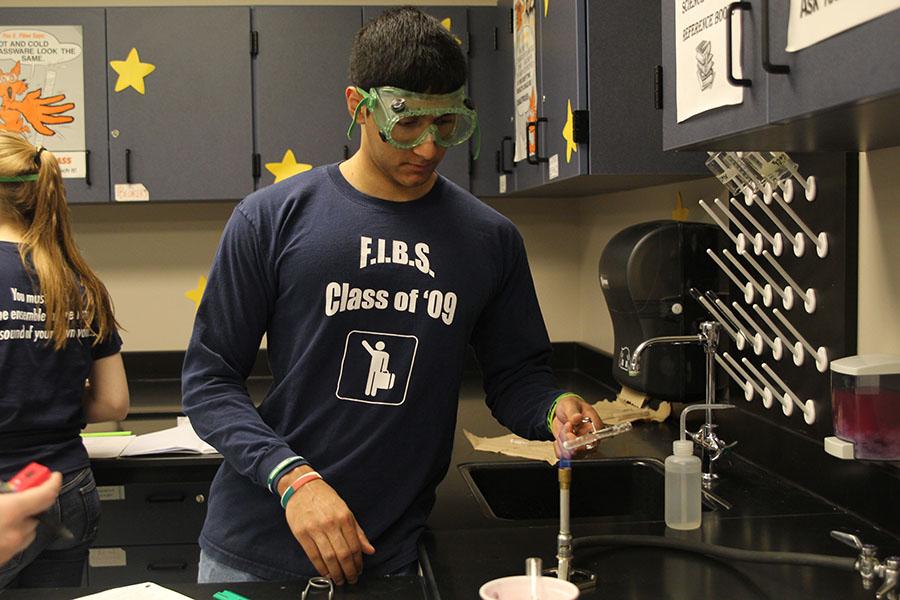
119, 417, 217, 456
676, 0, 745, 123
72, 581, 195, 600
786, 0, 900, 52
82, 435, 136, 458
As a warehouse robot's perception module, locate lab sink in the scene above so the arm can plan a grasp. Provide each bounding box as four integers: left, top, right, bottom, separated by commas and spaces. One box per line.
459, 458, 723, 522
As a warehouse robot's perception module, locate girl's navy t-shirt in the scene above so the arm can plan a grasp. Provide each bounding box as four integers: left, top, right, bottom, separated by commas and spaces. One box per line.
0, 242, 122, 479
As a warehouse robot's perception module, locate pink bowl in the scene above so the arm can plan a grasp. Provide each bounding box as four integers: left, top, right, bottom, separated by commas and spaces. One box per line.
479, 575, 580, 600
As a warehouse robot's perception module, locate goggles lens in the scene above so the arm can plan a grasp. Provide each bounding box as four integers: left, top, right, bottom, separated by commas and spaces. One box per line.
349, 86, 478, 150
389, 111, 475, 148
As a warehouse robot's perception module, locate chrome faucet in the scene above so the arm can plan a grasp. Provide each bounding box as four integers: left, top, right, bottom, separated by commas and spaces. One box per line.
619, 321, 735, 487
832, 531, 900, 599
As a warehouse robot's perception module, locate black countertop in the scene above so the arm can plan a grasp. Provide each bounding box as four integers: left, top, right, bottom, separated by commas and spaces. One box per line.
425, 374, 900, 599
8, 370, 897, 599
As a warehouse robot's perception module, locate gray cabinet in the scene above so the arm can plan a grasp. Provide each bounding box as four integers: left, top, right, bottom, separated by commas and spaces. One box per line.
662, 0, 900, 151
89, 458, 219, 586
766, 2, 900, 150
106, 7, 254, 201
0, 8, 110, 204
469, 6, 516, 197
661, 0, 769, 152
483, 0, 707, 197
253, 7, 362, 190
361, 6, 471, 191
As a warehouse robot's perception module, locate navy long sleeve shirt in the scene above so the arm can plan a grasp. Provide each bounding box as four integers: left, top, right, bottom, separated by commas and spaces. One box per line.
182, 164, 565, 578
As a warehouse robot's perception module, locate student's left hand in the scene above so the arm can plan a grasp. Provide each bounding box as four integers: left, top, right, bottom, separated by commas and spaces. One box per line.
550, 396, 605, 459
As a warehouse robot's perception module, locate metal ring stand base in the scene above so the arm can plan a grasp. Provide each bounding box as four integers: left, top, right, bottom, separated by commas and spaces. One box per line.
543, 567, 598, 591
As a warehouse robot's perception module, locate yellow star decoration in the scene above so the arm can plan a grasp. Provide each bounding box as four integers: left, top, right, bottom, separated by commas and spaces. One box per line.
440, 18, 463, 45
110, 48, 156, 95
544, 0, 550, 17
265, 150, 313, 184
672, 191, 690, 221
185, 276, 207, 312
562, 99, 577, 163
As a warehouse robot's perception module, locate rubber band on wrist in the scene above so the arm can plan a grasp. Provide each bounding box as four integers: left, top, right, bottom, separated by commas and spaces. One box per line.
547, 392, 584, 434
280, 471, 323, 510
267, 456, 307, 494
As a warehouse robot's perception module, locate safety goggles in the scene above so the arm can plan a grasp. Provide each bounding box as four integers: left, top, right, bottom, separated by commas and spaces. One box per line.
347, 86, 479, 157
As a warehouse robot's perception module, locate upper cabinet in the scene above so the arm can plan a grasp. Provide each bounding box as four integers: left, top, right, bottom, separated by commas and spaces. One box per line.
475, 0, 708, 198
252, 7, 362, 191
662, 0, 900, 151
468, 5, 516, 197
0, 8, 110, 204
106, 7, 254, 201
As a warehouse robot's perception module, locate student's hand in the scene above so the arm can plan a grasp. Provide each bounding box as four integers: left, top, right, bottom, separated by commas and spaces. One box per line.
279, 467, 375, 585
0, 471, 62, 565
551, 395, 605, 459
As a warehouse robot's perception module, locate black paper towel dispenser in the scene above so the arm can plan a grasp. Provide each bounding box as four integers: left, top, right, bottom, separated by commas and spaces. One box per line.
599, 220, 726, 402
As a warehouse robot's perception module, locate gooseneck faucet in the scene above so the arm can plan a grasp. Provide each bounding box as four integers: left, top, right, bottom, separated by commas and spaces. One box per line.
619, 321, 735, 486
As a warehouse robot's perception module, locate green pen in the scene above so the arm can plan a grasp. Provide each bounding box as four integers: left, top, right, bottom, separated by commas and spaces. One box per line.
80, 431, 133, 437
213, 591, 251, 600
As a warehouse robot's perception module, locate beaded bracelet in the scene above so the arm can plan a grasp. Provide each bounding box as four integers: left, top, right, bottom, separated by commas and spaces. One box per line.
280, 471, 323, 509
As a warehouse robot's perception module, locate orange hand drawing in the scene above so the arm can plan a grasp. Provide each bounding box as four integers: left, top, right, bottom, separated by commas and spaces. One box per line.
13, 89, 75, 137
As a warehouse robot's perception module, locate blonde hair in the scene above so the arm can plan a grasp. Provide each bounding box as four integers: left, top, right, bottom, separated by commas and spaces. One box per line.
0, 131, 118, 350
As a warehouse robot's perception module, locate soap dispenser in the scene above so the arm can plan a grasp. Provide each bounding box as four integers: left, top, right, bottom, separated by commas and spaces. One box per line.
665, 403, 733, 530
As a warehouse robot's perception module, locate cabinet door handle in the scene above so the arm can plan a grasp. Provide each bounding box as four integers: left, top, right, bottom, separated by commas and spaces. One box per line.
147, 561, 187, 571
124, 148, 132, 184
84, 149, 91, 187
760, 0, 790, 74
525, 118, 548, 165
726, 2, 753, 88
497, 136, 513, 174
145, 492, 186, 503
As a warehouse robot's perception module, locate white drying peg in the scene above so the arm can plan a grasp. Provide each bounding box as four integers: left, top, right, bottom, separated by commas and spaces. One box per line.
769, 184, 828, 258
779, 166, 817, 202
738, 248, 794, 311
694, 293, 747, 351
752, 305, 805, 367
758, 363, 795, 416
723, 249, 774, 307
772, 308, 829, 372
740, 357, 779, 410
723, 352, 767, 400
762, 250, 816, 313
731, 302, 784, 360
730, 197, 784, 256
761, 363, 817, 424
701, 199, 755, 257
750, 188, 805, 258
715, 353, 755, 401
715, 198, 764, 255
712, 296, 765, 355
706, 249, 755, 304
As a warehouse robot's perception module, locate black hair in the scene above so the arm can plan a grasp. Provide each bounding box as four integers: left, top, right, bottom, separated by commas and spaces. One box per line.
349, 6, 467, 93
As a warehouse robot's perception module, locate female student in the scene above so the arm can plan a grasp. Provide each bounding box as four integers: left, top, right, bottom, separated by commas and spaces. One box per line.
0, 131, 129, 588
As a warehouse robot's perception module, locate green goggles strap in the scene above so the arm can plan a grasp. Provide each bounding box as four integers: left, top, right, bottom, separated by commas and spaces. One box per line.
346, 88, 377, 140
0, 173, 38, 183
471, 121, 481, 161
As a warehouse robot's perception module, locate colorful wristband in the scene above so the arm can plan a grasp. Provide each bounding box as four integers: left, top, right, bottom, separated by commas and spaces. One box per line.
280, 471, 323, 510
267, 456, 307, 494
547, 392, 584, 434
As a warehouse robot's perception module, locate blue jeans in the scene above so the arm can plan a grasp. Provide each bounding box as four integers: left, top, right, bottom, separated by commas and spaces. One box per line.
198, 550, 420, 583
0, 467, 100, 589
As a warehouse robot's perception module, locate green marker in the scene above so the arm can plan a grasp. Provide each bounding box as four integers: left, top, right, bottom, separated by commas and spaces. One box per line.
80, 431, 133, 437
213, 591, 251, 600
